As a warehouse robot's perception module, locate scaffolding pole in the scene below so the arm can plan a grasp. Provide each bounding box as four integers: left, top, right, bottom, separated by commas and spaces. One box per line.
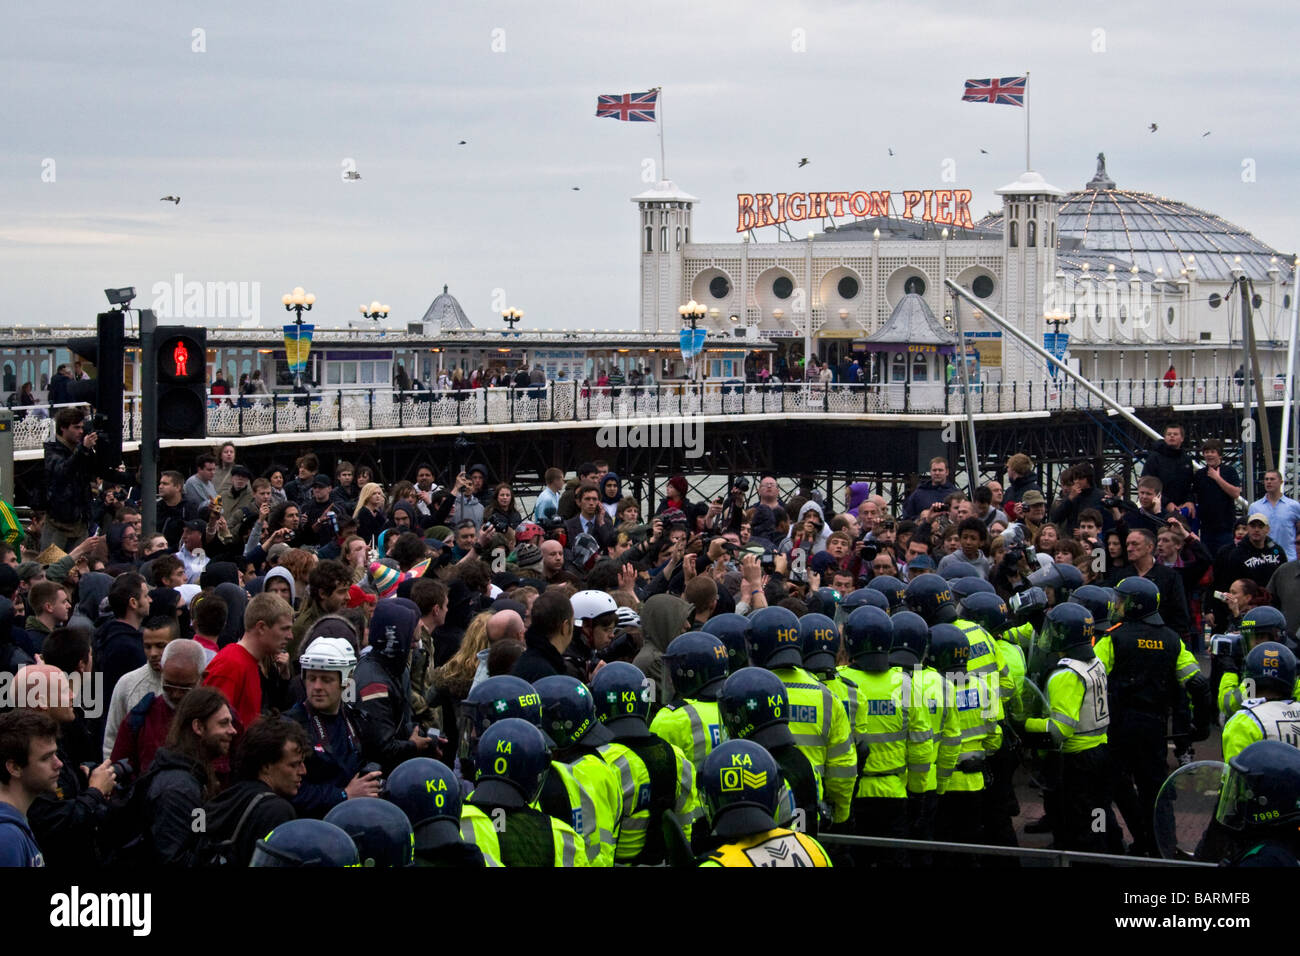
943, 279, 1162, 442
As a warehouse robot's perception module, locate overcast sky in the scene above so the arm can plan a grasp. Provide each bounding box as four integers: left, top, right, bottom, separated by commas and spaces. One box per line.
5, 0, 1298, 332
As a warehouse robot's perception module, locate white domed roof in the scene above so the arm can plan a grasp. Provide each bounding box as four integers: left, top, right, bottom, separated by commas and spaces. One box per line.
420, 285, 473, 330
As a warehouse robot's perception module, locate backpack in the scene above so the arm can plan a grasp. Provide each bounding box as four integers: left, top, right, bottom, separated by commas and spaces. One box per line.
192, 791, 275, 867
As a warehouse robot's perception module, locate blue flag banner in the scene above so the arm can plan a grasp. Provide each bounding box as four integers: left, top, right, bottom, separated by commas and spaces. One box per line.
284, 323, 315, 374
679, 328, 707, 360
1044, 332, 1069, 378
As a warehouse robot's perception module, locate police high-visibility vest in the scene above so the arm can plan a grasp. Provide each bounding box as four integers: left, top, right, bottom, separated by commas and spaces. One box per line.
837, 664, 933, 800
900, 664, 948, 794
999, 637, 1028, 723
1222, 698, 1300, 763
771, 666, 857, 824
460, 803, 585, 867
936, 670, 995, 793
957, 618, 1005, 724
1219, 672, 1300, 722
562, 752, 623, 867
650, 699, 722, 773
698, 828, 833, 867
531, 760, 605, 866
1026, 658, 1109, 753
598, 735, 700, 864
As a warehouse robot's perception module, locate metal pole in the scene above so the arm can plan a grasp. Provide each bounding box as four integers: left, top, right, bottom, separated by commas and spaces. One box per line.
0, 409, 12, 505
944, 278, 1163, 442
951, 296, 980, 494
1239, 275, 1255, 496
1285, 282, 1300, 491
1245, 279, 1274, 474
139, 309, 158, 538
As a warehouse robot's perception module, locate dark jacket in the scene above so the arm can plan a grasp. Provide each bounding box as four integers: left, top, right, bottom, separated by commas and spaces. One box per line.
92, 619, 145, 748
1102, 562, 1192, 640
1003, 472, 1042, 508
564, 513, 615, 551
901, 478, 959, 520
1224, 537, 1287, 589
353, 600, 422, 774
1142, 441, 1195, 507
26, 741, 109, 867
200, 780, 295, 866
511, 629, 567, 682
1049, 485, 1107, 533
141, 747, 208, 866
43, 436, 97, 525
285, 701, 374, 818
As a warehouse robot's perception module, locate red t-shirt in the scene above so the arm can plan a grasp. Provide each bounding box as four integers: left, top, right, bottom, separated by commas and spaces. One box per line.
203, 643, 262, 730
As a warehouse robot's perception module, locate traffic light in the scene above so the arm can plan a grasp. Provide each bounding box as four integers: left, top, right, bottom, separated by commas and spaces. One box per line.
69, 312, 126, 466
156, 326, 207, 438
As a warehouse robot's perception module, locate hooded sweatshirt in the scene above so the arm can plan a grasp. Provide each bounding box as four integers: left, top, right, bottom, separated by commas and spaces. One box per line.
848, 482, 872, 514
632, 593, 692, 691
214, 582, 250, 649
200, 779, 295, 866
93, 617, 146, 747
0, 802, 43, 866
263, 566, 297, 607
354, 598, 421, 772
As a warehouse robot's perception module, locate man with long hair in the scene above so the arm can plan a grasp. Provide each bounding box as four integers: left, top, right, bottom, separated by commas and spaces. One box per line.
138, 687, 237, 865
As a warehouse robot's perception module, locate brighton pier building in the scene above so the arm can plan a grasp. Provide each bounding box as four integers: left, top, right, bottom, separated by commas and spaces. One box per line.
636, 153, 1297, 394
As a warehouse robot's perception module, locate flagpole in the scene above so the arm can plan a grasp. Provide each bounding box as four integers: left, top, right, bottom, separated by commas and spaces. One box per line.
1024, 71, 1031, 170
655, 86, 667, 181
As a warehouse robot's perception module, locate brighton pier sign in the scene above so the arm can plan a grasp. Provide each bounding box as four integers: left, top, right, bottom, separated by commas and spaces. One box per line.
736, 189, 974, 232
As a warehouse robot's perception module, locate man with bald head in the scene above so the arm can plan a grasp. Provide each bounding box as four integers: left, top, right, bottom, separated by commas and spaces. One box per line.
541, 539, 569, 584
110, 639, 206, 774
19, 664, 119, 866
471, 609, 525, 690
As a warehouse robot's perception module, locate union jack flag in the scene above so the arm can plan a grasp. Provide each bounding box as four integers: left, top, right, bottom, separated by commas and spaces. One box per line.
596, 90, 658, 122
962, 76, 1026, 106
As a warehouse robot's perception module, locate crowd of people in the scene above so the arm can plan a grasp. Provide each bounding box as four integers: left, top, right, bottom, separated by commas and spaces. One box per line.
3, 410, 1300, 867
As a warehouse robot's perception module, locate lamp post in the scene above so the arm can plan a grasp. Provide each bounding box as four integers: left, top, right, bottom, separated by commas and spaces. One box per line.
281, 286, 315, 388
679, 299, 706, 380
502, 307, 524, 333
359, 301, 390, 322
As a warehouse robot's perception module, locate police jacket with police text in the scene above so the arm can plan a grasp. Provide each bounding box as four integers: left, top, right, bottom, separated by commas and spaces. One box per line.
1094, 621, 1185, 717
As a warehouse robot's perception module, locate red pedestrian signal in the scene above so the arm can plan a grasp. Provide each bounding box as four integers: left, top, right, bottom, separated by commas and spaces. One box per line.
156, 326, 207, 438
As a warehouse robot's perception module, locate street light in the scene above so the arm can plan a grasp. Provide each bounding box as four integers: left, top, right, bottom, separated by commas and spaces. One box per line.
679, 299, 707, 380
359, 300, 390, 322
282, 286, 315, 388
282, 286, 315, 325
502, 307, 524, 334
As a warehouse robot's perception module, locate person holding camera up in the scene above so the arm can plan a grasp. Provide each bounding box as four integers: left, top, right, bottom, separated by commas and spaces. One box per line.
1191, 439, 1241, 558
41, 407, 101, 551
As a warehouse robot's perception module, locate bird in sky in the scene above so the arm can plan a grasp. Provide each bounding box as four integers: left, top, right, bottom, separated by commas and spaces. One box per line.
571, 186, 581, 191
1149, 123, 1158, 132
160, 195, 180, 205
797, 157, 809, 167
1202, 130, 1212, 137
457, 140, 467, 145
344, 170, 361, 180
979, 148, 989, 154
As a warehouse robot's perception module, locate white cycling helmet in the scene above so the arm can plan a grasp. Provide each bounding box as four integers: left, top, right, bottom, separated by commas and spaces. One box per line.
299, 636, 358, 681
571, 589, 619, 627
615, 606, 642, 631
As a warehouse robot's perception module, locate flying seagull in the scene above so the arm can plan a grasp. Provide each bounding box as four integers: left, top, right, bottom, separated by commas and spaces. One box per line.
344, 170, 361, 180
888, 148, 894, 156
457, 140, 467, 145
160, 195, 180, 205
1202, 130, 1212, 137
797, 157, 809, 167
1149, 123, 1158, 132
979, 148, 989, 154
571, 186, 581, 191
